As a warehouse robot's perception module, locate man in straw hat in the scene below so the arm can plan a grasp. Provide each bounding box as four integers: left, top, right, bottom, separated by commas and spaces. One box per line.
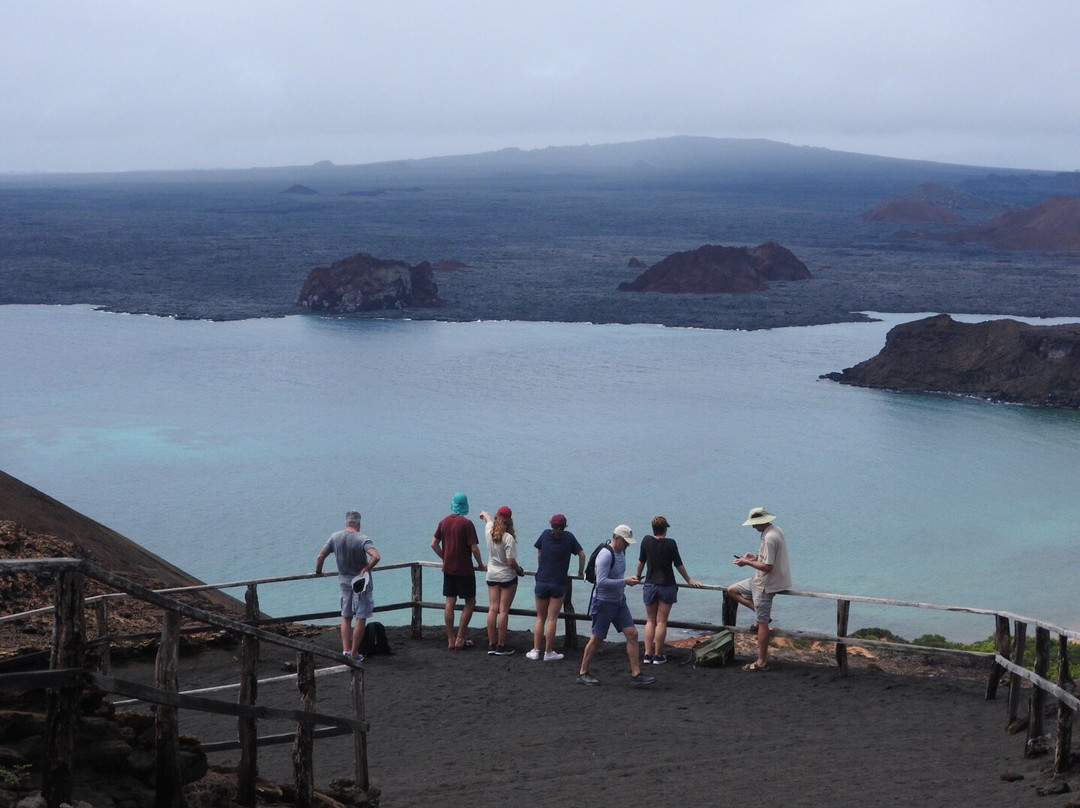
727, 506, 791, 671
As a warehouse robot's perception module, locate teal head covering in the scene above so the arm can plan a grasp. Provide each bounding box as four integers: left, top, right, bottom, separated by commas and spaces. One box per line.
451, 492, 469, 515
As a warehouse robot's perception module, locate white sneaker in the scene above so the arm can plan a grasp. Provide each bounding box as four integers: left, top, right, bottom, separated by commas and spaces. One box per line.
525, 648, 542, 660
544, 650, 564, 662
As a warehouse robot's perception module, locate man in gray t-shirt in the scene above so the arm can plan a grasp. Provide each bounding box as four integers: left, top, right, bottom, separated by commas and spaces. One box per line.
316, 510, 381, 662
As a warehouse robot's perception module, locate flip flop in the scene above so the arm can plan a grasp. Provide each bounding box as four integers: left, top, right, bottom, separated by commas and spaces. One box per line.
742, 661, 769, 671
454, 637, 475, 650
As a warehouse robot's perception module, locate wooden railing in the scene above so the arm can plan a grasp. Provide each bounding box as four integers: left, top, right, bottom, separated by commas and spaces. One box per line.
3, 557, 1076, 802
0, 558, 369, 808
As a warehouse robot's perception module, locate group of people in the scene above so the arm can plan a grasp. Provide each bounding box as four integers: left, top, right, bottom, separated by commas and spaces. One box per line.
315, 494, 791, 679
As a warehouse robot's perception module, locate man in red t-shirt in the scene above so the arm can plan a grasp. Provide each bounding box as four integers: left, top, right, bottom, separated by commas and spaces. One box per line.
431, 492, 486, 649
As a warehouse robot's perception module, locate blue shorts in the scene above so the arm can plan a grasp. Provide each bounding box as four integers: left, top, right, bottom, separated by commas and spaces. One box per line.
589, 598, 634, 639
643, 583, 678, 606
534, 580, 567, 600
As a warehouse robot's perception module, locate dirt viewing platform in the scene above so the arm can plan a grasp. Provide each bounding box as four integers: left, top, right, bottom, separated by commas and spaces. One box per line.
3, 580, 1078, 808
115, 623, 1079, 807
1, 468, 1078, 807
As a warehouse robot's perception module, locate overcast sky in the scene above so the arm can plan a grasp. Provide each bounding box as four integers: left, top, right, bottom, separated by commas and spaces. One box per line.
3, 1, 1078, 174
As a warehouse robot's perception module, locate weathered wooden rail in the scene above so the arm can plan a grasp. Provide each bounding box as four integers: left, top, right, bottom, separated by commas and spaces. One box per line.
3, 556, 1076, 808
0, 558, 368, 808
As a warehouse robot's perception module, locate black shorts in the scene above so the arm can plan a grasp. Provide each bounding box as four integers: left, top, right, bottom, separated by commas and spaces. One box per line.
486, 579, 517, 589
443, 572, 477, 600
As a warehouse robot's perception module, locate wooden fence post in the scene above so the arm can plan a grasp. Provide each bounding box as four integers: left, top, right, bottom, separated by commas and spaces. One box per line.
154, 609, 182, 808
1006, 620, 1028, 732
43, 568, 85, 808
1025, 627, 1050, 756
985, 614, 1010, 700
1054, 634, 1074, 775
721, 590, 738, 628
563, 577, 579, 650
93, 598, 112, 676
835, 599, 850, 678
351, 667, 369, 792
238, 584, 260, 807
411, 563, 423, 639
292, 651, 316, 808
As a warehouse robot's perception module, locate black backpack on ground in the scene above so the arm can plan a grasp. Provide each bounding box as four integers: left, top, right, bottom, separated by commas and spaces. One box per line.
358, 621, 392, 656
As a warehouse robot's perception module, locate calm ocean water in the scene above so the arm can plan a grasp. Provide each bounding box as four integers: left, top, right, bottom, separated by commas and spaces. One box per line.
2, 304, 1078, 641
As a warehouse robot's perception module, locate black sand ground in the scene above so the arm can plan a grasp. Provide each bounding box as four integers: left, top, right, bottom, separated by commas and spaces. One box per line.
109, 626, 1075, 808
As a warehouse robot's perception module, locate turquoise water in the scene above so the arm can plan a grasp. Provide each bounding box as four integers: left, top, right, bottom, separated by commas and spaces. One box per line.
2, 305, 1078, 641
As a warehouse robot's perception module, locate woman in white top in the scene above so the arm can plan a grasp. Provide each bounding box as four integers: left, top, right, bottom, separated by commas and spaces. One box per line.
480, 505, 525, 655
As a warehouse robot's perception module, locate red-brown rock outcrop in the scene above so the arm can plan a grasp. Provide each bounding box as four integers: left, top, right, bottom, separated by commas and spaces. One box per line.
617, 242, 811, 294
863, 198, 966, 225
942, 195, 1080, 250
822, 314, 1080, 407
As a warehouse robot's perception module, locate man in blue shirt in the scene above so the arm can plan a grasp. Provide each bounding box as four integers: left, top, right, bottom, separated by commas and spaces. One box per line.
576, 524, 656, 687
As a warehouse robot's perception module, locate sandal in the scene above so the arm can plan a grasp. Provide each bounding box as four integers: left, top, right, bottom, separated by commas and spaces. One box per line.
742, 661, 769, 671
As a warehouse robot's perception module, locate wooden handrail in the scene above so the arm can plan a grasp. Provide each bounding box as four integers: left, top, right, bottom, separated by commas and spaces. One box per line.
1, 556, 1074, 787
5, 558, 1076, 641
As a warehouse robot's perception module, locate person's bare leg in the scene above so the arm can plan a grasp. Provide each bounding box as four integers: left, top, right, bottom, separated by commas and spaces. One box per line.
654, 600, 674, 656
726, 582, 755, 611
532, 596, 547, 652
579, 634, 601, 675
756, 620, 770, 666
623, 626, 642, 676
485, 585, 500, 647
350, 618, 366, 657
456, 597, 476, 645
498, 583, 517, 646
643, 601, 658, 656
444, 598, 457, 648
340, 617, 352, 653
544, 597, 564, 652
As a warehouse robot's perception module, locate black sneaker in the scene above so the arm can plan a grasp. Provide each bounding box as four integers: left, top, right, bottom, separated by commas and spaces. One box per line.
576, 672, 600, 686
631, 673, 657, 687
652, 653, 668, 665
487, 644, 497, 655
493, 645, 515, 656
642, 654, 654, 664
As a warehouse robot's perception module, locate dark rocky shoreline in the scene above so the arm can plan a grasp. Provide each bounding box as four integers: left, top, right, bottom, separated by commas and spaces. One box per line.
823, 314, 1080, 408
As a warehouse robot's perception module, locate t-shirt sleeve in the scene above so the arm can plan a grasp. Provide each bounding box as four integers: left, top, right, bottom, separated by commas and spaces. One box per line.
671, 540, 683, 568
760, 532, 778, 565
467, 521, 479, 547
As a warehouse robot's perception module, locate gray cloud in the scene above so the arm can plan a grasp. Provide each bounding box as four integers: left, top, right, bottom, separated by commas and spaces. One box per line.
2, 1, 1078, 173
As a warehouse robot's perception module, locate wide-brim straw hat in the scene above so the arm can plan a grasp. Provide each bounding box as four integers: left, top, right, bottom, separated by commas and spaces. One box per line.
742, 507, 776, 526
